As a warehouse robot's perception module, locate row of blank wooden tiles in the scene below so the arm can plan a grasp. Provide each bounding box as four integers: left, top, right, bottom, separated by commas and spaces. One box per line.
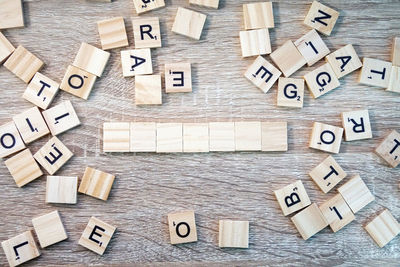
103, 121, 288, 153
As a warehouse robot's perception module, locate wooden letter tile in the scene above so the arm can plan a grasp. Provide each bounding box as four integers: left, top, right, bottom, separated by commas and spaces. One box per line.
294, 29, 330, 66
1, 231, 40, 267
309, 155, 346, 193
274, 180, 311, 216
156, 123, 183, 153
183, 123, 209, 153
303, 1, 339, 36
341, 109, 372, 141
97, 17, 128, 50
270, 40, 306, 77
189, 0, 219, 9
244, 56, 281, 93
132, 0, 165, 15
239, 28, 271, 58
42, 100, 81, 136
218, 220, 249, 248
132, 17, 161, 48
135, 74, 162, 105
78, 217, 116, 255
0, 0, 24, 30
392, 37, 400, 67
277, 78, 304, 108
325, 44, 362, 78
13, 106, 49, 144
5, 148, 42, 187
235, 121, 261, 151
304, 63, 340, 98
73, 42, 110, 77
261, 121, 288, 151
60, 65, 97, 100
387, 66, 400, 93
172, 7, 207, 40
78, 167, 115, 201
291, 203, 328, 240
32, 210, 67, 248
103, 122, 130, 152
130, 122, 156, 152
364, 209, 400, 248
319, 194, 355, 232
0, 122, 25, 158
375, 130, 400, 168
23, 72, 59, 109
243, 2, 274, 29
165, 62, 192, 93
309, 122, 343, 153
359, 58, 392, 88
209, 122, 235, 152
0, 31, 15, 63
46, 176, 77, 204
168, 210, 197, 244
121, 49, 152, 77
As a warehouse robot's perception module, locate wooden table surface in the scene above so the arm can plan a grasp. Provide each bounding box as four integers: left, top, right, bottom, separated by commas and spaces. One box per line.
0, 0, 399, 265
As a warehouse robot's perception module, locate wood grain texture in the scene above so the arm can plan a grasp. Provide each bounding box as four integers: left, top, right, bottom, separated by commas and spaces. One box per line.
0, 0, 400, 265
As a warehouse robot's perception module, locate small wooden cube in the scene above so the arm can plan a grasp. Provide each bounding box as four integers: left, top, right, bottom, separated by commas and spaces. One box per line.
209, 122, 235, 152
0, 31, 15, 63
243, 2, 274, 29
218, 220, 249, 248
103, 122, 130, 152
46, 176, 77, 204
4, 45, 44, 83
270, 40, 306, 77
13, 106, 49, 144
78, 217, 116, 255
78, 167, 115, 201
183, 123, 209, 153
277, 78, 304, 108
42, 100, 81, 136
34, 136, 73, 175
132, 17, 161, 48
294, 29, 330, 66
304, 63, 340, 98
32, 210, 68, 248
130, 122, 156, 152
1, 231, 40, 267
23, 72, 59, 109
0, 122, 25, 158
235, 121, 261, 151
60, 65, 97, 100
239, 28, 271, 58
97, 17, 128, 50
121, 49, 152, 77
165, 62, 192, 93
309, 122, 343, 154
5, 149, 42, 187
244, 56, 281, 93
135, 74, 162, 105
274, 180, 311, 216
291, 203, 328, 240
156, 123, 183, 153
365, 209, 400, 248
168, 210, 197, 244
132, 0, 165, 15
0, 0, 24, 30
73, 43, 110, 77
172, 7, 207, 40
375, 130, 400, 168
338, 174, 374, 214
387, 66, 400, 93
392, 37, 400, 67
341, 109, 372, 141
309, 155, 346, 194
325, 44, 362, 79
189, 0, 219, 9
319, 194, 355, 232
303, 1, 339, 36
359, 58, 392, 88
261, 121, 287, 151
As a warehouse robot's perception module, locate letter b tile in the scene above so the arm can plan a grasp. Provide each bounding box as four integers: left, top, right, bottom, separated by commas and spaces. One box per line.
274, 180, 311, 216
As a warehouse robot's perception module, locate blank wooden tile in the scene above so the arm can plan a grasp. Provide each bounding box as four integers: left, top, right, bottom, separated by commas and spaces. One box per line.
32, 210, 67, 248
375, 130, 400, 168
130, 122, 156, 152
304, 63, 340, 98
0, 0, 24, 30
183, 123, 209, 153
172, 7, 207, 40
277, 78, 304, 108
78, 217, 116, 255
189, 0, 219, 9
42, 100, 81, 136
78, 167, 115, 201
325, 44, 362, 78
156, 123, 183, 153
244, 56, 281, 93
274, 180, 311, 216
294, 29, 330, 66
261, 121, 287, 152
309, 155, 346, 194
4, 45, 44, 83
73, 42, 110, 77
387, 66, 400, 93
97, 17, 128, 50
338, 174, 375, 214
303, 1, 339, 36
132, 17, 161, 48
23, 72, 59, 110
209, 122, 235, 152
392, 37, 400, 67
291, 203, 328, 240
165, 62, 192, 93
46, 176, 77, 204
359, 58, 392, 88
34, 136, 73, 175
103, 122, 130, 152
168, 210, 197, 244
60, 65, 97, 100
243, 2, 274, 29
240, 28, 271, 58
1, 231, 40, 267
319, 194, 355, 232
5, 149, 42, 187
135, 74, 162, 105
270, 40, 306, 77
341, 110, 372, 141
235, 121, 261, 151
365, 209, 400, 248
13, 106, 49, 144
132, 0, 165, 15
309, 122, 343, 154
0, 31, 14, 63
0, 122, 25, 158
121, 49, 152, 77
218, 220, 249, 248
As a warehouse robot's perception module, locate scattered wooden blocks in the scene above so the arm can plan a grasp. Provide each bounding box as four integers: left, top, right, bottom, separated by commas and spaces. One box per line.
239, 28, 271, 58
304, 63, 340, 98
135, 74, 162, 105
4, 149, 42, 187
234, 121, 261, 151
60, 65, 97, 100
132, 0, 165, 15
291, 203, 328, 240
0, 122, 25, 158
387, 66, 400, 93
341, 109, 372, 141
319, 193, 355, 232
103, 122, 130, 152
165, 63, 192, 93
1, 231, 40, 267
156, 123, 183, 153
78, 167, 115, 201
294, 29, 330, 66
78, 217, 116, 255
392, 37, 400, 67
0, 0, 24, 30
243, 2, 274, 29
168, 210, 197, 244
375, 130, 400, 168
359, 58, 392, 88
32, 210, 68, 248
309, 155, 346, 194
42, 100, 81, 136
261, 121, 288, 152
97, 17, 128, 50
73, 43, 110, 77
364, 209, 400, 248
325, 44, 362, 79
130, 122, 156, 152
172, 7, 207, 40
218, 220, 249, 248
23, 72, 59, 110
274, 180, 311, 216
303, 1, 339, 36
46, 176, 78, 204
121, 49, 153, 77
244, 56, 281, 93
209, 122, 235, 152
270, 40, 306, 77
189, 0, 219, 9
277, 78, 304, 108
13, 106, 49, 144
0, 32, 14, 63
132, 17, 161, 48
183, 123, 209, 153
309, 122, 343, 154
338, 174, 375, 214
